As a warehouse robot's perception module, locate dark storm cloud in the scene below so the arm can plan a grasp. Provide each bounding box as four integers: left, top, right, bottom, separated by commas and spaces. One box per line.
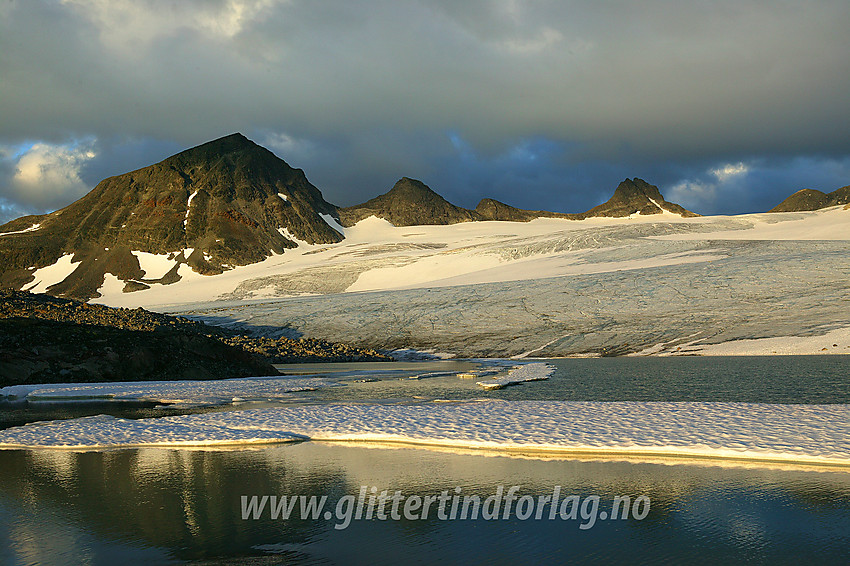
1, 0, 849, 223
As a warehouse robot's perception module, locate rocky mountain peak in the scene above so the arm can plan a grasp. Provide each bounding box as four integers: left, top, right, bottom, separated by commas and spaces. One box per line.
337, 177, 477, 227
577, 178, 698, 219
769, 185, 850, 212
0, 134, 343, 300
386, 177, 440, 197
611, 178, 666, 203
473, 198, 560, 222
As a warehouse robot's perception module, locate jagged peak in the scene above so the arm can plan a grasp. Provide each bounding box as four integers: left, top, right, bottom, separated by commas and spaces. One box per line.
579, 178, 698, 218
611, 178, 665, 202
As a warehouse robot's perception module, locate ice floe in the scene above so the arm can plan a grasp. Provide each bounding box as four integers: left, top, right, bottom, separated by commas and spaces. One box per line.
0, 414, 305, 448
0, 376, 338, 405
475, 362, 554, 389
0, 401, 847, 467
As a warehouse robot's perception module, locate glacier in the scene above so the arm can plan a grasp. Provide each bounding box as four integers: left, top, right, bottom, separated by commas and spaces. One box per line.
72, 207, 850, 358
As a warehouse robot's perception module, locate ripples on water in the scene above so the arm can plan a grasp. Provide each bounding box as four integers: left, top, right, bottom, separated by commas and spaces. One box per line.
305, 355, 850, 405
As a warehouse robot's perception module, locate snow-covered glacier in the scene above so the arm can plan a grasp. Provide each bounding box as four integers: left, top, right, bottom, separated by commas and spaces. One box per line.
80, 208, 850, 358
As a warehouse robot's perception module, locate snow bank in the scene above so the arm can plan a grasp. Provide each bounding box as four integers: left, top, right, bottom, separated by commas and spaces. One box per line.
630, 325, 850, 356
134, 251, 178, 279
653, 207, 850, 241
684, 326, 850, 356
24, 254, 79, 293
476, 362, 554, 389
1, 401, 847, 467
319, 213, 345, 235
0, 222, 41, 236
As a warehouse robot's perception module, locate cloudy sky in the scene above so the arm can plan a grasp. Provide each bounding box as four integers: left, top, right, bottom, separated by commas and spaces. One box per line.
2, 0, 850, 224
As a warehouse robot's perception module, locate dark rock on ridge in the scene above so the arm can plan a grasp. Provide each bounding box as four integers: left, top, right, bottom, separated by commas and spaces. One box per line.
0, 290, 391, 386
769, 185, 850, 212
0, 290, 278, 386
0, 317, 276, 386
473, 198, 571, 222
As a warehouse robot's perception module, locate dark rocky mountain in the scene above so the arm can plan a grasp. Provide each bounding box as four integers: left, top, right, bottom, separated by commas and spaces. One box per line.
338, 176, 693, 227
473, 198, 571, 222
337, 177, 478, 227
0, 133, 343, 299
769, 185, 850, 212
575, 178, 699, 219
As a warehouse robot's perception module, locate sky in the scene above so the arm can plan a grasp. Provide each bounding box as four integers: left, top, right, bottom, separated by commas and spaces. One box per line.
2, 0, 850, 224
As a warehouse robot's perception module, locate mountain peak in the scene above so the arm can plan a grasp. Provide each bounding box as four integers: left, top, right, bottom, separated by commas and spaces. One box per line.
0, 133, 342, 300
611, 178, 665, 202
386, 177, 442, 198
769, 185, 850, 212
338, 178, 476, 227
206, 132, 251, 145
163, 133, 269, 166
578, 178, 698, 218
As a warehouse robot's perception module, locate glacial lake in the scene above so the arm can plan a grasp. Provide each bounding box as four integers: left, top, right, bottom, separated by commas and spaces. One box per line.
0, 355, 848, 564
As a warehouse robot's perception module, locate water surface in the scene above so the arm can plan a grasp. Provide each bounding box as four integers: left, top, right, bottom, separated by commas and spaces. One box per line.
0, 442, 848, 565
1, 355, 848, 564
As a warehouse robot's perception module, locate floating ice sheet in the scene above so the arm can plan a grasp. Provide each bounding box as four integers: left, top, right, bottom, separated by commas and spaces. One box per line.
0, 376, 338, 405
1, 400, 847, 466
0, 414, 305, 448
476, 362, 554, 389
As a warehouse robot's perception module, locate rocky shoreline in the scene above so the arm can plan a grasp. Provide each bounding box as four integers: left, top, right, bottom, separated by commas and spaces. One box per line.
0, 290, 391, 387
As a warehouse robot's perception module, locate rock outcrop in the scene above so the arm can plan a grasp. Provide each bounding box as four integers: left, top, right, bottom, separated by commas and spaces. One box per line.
473, 198, 570, 222
0, 290, 391, 386
769, 185, 850, 212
